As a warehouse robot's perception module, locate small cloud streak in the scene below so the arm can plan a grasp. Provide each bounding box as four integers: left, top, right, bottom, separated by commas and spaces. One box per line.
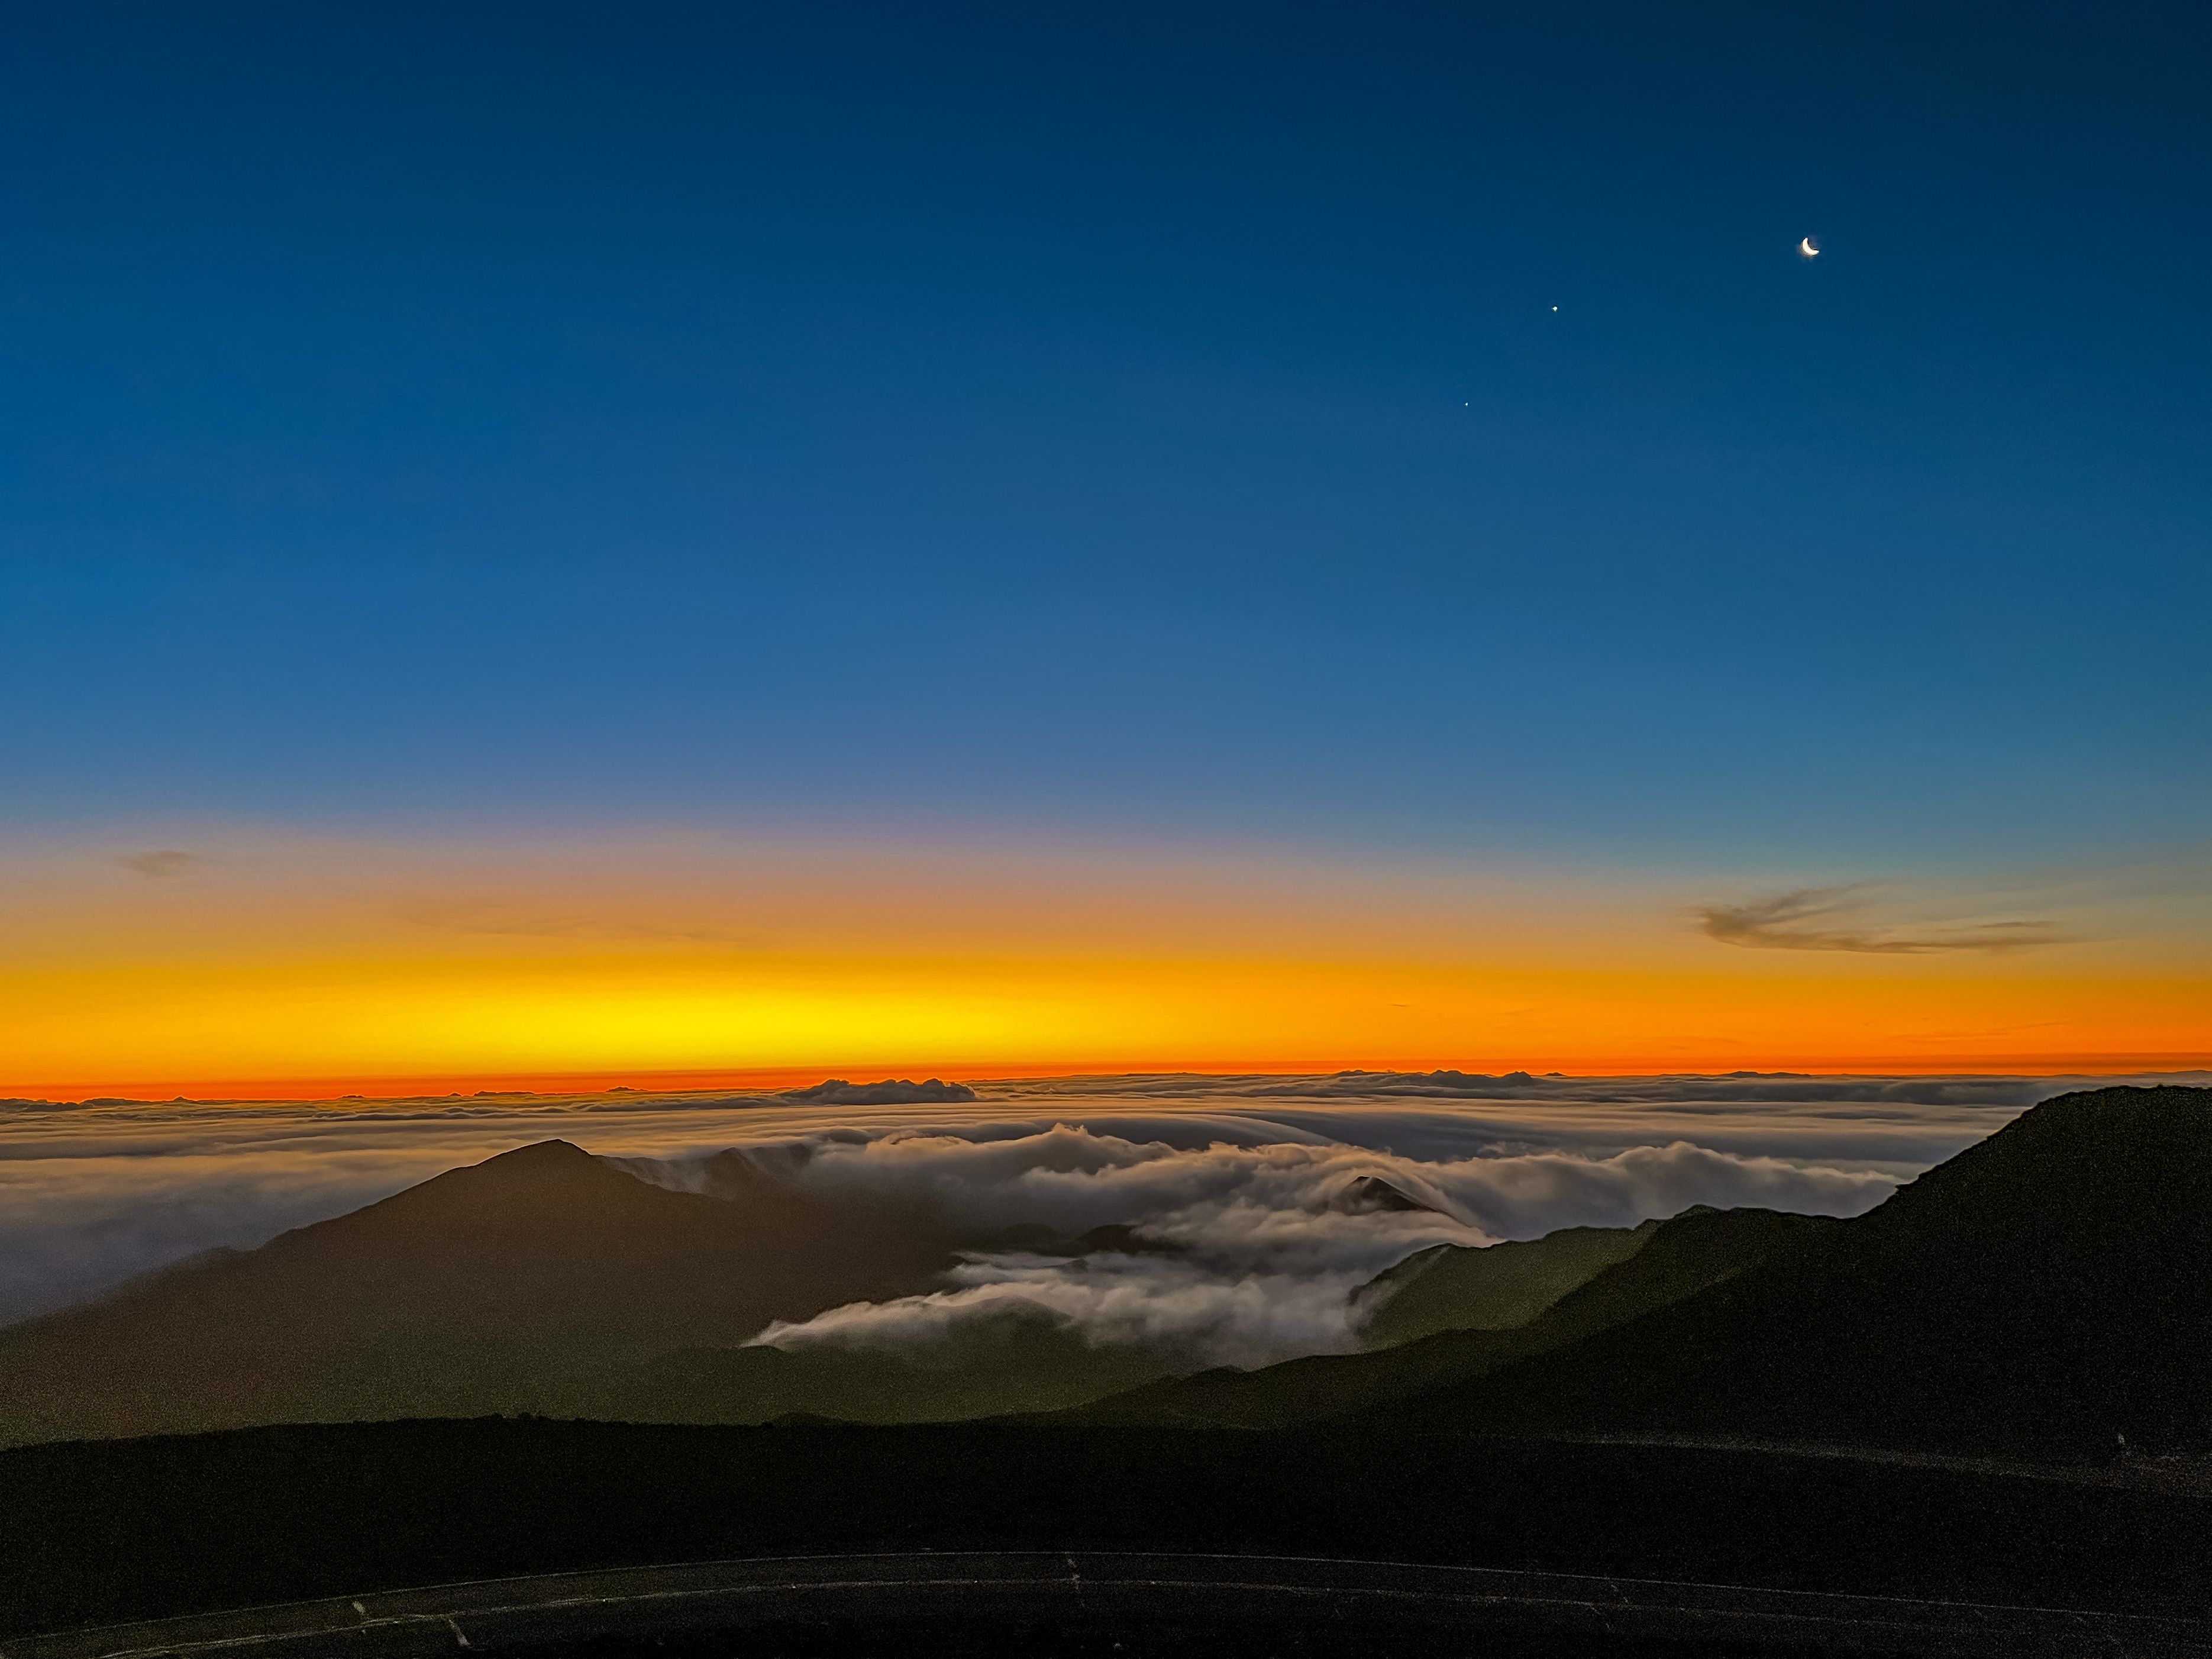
119, 850, 195, 879
1697, 886, 2066, 955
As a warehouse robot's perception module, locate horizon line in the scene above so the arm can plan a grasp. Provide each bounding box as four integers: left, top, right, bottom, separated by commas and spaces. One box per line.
11, 1053, 2212, 1104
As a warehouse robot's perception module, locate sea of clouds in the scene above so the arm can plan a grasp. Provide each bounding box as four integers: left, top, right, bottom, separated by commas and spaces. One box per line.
4, 1070, 2199, 1364
697, 1125, 1897, 1367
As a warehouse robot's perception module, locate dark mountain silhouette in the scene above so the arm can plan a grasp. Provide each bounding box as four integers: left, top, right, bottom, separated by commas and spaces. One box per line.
782, 1077, 978, 1104
0, 1140, 960, 1446
13, 1085, 2201, 1458
1074, 1222, 1181, 1255
1383, 1085, 2212, 1457
1358, 1220, 1656, 1347
606, 1206, 1803, 1432
1331, 1174, 1441, 1215
1056, 1205, 1825, 1428
965, 1219, 1188, 1257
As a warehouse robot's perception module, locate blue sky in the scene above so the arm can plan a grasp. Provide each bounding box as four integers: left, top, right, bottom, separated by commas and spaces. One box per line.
2, 1, 2206, 873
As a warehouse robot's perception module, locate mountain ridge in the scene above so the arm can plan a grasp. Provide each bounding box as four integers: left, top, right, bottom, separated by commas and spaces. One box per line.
1051, 1204, 1827, 1428
1373, 1085, 2212, 1457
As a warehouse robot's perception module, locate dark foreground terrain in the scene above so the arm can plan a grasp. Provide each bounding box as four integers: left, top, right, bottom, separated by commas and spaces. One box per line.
1064, 1086, 2212, 1454
10, 1088, 2208, 1456
11, 1089, 2212, 1653
5, 1417, 2210, 1653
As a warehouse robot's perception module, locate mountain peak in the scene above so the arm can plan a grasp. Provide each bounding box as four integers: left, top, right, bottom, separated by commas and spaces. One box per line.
335, 1135, 650, 1230
1333, 1175, 1441, 1215
781, 1077, 979, 1105
478, 1138, 596, 1167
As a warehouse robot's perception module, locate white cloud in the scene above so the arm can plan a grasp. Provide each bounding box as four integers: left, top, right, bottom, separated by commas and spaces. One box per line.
757, 1256, 1379, 1371
740, 1127, 1896, 1368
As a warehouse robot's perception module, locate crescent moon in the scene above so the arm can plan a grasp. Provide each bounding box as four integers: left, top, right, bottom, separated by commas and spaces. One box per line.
1798, 236, 1820, 257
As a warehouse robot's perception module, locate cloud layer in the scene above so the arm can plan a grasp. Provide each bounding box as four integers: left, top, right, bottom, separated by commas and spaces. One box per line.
5, 1070, 2198, 1338
736, 1127, 1896, 1367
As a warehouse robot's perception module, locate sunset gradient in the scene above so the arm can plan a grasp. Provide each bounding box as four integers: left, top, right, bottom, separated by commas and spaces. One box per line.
2, 8, 2207, 1103
7, 831, 2205, 1099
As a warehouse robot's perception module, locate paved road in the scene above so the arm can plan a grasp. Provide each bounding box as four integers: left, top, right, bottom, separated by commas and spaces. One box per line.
1536, 1432, 2212, 1492
7, 1554, 2207, 1659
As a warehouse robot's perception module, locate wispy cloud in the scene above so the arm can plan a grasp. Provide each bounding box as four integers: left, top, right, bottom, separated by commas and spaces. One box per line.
118, 850, 195, 879
1697, 886, 2067, 954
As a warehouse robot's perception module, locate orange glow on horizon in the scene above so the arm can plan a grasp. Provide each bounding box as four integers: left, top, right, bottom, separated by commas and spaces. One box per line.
4, 829, 2207, 1101
14, 1048, 2212, 1105
8, 946, 2210, 1099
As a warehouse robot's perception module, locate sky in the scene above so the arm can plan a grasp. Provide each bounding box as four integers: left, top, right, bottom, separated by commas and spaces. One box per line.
2, 2, 2208, 1090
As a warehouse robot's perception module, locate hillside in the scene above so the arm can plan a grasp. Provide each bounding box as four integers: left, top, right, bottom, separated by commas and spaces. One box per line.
17, 1085, 2200, 1455
1059, 1205, 1826, 1428
1390, 1086, 2212, 1457
0, 1140, 960, 1445
1359, 1221, 1655, 1347
571, 1312, 1178, 1425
